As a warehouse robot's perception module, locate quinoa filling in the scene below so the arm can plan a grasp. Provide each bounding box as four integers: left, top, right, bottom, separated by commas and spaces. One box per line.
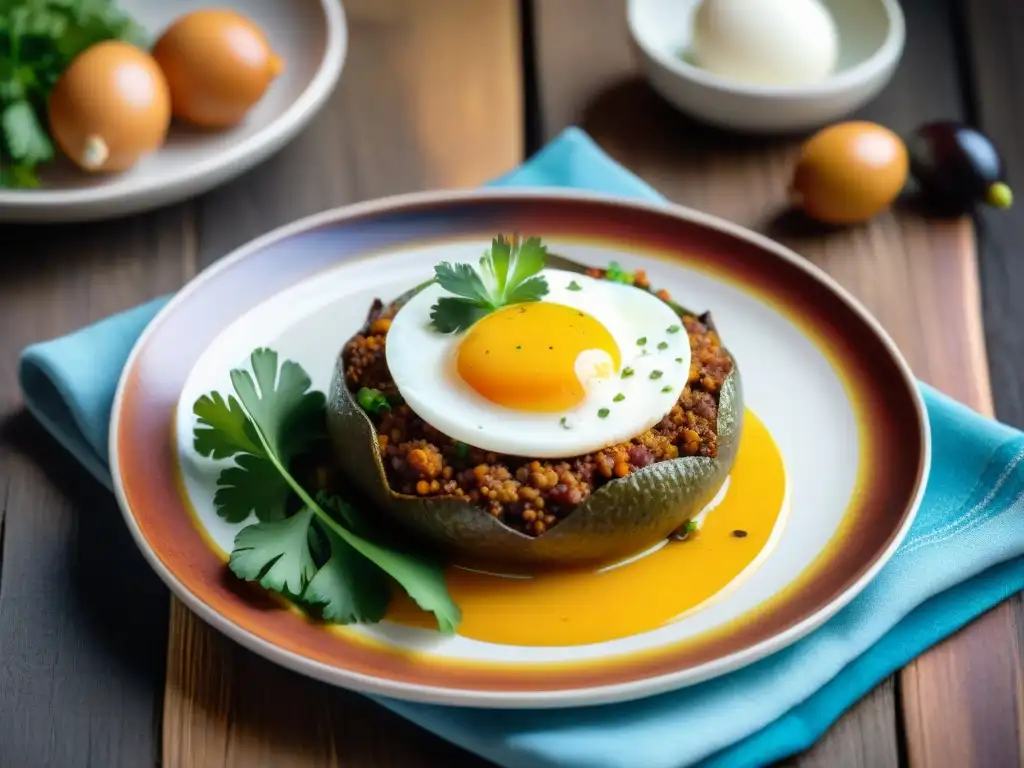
342, 269, 734, 537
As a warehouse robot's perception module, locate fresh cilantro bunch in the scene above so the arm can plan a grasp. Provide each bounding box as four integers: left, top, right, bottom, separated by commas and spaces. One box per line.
193, 348, 461, 632
0, 0, 148, 188
429, 234, 550, 332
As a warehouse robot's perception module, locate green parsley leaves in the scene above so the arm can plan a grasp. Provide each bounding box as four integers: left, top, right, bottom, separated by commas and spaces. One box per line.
193, 348, 460, 632
429, 235, 550, 333
1, 0, 149, 188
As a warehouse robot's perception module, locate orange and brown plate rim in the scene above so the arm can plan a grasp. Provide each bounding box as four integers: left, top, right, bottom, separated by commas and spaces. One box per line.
113, 191, 927, 694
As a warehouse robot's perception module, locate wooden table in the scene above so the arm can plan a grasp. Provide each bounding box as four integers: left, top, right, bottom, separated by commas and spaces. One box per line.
2, 1, 1022, 765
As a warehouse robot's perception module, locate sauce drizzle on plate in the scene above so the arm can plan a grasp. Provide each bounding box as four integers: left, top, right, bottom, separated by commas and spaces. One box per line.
387, 408, 787, 646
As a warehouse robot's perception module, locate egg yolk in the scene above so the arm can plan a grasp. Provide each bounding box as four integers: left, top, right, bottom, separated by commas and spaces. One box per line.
455, 303, 621, 412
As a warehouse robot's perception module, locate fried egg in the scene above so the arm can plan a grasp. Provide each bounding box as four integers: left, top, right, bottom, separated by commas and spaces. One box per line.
385, 267, 692, 457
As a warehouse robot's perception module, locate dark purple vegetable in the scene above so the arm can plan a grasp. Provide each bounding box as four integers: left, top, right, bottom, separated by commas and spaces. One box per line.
908, 121, 1012, 214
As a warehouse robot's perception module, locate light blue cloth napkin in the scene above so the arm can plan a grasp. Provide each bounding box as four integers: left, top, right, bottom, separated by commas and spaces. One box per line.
19, 128, 1024, 768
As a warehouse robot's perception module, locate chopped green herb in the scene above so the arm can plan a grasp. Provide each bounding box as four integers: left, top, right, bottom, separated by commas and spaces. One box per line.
567, 280, 582, 291
675, 357, 684, 363
429, 235, 550, 332
636, 336, 647, 346
356, 387, 391, 415
559, 416, 570, 429
670, 518, 701, 541
657, 341, 669, 350
454, 441, 469, 459
671, 518, 701, 541
667, 325, 681, 334
613, 393, 625, 402
621, 367, 635, 379
661, 385, 673, 393
650, 370, 664, 380
606, 261, 635, 285
598, 407, 610, 418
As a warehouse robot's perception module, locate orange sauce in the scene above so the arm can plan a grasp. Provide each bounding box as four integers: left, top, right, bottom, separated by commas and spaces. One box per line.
387, 409, 786, 646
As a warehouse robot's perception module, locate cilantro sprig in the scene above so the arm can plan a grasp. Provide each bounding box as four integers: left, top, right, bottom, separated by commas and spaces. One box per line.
193, 348, 461, 633
1, 0, 149, 188
429, 235, 550, 332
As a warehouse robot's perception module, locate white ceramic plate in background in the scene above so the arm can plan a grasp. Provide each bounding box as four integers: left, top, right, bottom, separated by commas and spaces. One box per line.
0, 0, 346, 224
628, 0, 905, 133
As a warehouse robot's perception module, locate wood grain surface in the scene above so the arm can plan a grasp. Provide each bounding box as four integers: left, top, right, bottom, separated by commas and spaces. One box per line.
0, 0, 1022, 766
0, 212, 191, 767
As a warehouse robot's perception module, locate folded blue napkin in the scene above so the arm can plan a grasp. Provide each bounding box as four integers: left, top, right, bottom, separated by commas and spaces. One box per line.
19, 128, 1024, 768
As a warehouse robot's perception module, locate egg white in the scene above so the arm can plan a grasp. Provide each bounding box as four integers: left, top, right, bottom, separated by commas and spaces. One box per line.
384, 267, 692, 458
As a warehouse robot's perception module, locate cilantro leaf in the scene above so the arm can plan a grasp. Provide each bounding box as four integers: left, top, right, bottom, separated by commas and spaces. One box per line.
193, 386, 290, 523
345, 533, 460, 633
429, 297, 490, 333
215, 348, 461, 633
229, 348, 326, 463
429, 234, 551, 333
482, 236, 512, 296
0, 79, 25, 103
317, 490, 372, 536
505, 274, 549, 304
193, 351, 323, 524
505, 236, 548, 290
214, 454, 291, 523
315, 495, 460, 633
229, 508, 317, 598
0, 164, 39, 189
193, 391, 263, 458
304, 524, 390, 624
2, 100, 52, 165
434, 262, 494, 307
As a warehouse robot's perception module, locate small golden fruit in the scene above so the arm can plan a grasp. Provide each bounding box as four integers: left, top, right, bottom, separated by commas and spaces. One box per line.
48, 41, 171, 173
152, 9, 284, 128
790, 121, 909, 224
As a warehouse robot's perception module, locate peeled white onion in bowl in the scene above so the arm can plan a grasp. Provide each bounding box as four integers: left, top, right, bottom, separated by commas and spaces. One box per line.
691, 0, 840, 86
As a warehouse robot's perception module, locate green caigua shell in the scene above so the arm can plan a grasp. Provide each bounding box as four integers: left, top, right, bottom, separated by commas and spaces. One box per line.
325, 255, 744, 568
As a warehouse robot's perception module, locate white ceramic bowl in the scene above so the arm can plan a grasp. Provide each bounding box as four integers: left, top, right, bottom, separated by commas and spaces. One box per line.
0, 0, 346, 223
627, 0, 905, 134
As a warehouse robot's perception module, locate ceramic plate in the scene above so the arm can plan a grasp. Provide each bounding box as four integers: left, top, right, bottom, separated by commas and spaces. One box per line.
110, 189, 930, 708
0, 0, 346, 224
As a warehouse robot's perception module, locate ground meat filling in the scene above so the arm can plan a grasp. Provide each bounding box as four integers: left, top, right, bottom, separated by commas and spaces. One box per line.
342, 277, 734, 537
